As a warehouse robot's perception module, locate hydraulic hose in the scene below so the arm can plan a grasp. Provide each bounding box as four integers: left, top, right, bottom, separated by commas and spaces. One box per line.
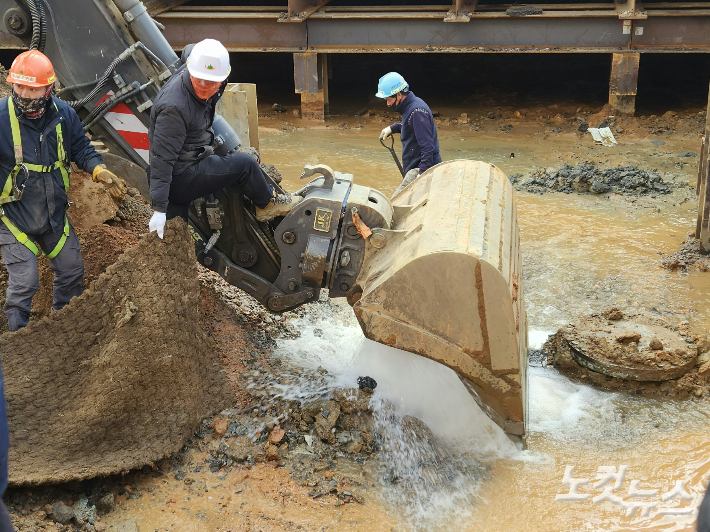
27, 0, 41, 50
37, 0, 47, 52
82, 81, 152, 132
60, 42, 165, 109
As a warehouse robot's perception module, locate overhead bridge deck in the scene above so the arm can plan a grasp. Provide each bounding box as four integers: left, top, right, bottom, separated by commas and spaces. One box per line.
153, 2, 710, 54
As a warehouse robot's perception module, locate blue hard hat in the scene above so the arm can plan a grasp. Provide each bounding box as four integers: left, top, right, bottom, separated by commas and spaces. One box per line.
376, 72, 409, 98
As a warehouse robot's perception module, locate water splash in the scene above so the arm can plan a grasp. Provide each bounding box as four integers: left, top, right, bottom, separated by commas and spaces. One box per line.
273, 299, 522, 531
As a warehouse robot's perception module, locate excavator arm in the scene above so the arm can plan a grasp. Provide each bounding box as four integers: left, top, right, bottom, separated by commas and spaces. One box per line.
0, 0, 528, 443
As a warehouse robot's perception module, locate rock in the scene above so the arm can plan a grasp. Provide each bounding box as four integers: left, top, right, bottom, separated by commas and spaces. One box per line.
292, 108, 301, 118
315, 401, 341, 443
578, 123, 589, 133
603, 307, 624, 321
73, 498, 97, 525
697, 337, 710, 356
272, 103, 286, 113
44, 504, 54, 516
213, 416, 228, 436
126, 187, 140, 197
460, 113, 468, 119
551, 127, 561, 133
337, 412, 374, 432
694, 387, 704, 397
268, 425, 286, 444
223, 435, 253, 462
300, 398, 328, 421
52, 502, 74, 524
356, 376, 377, 391
252, 445, 268, 463
699, 361, 710, 376
354, 108, 368, 116
678, 152, 698, 158
651, 139, 665, 146
431, 109, 440, 118
487, 113, 496, 119
304, 435, 314, 448
96, 493, 115, 514
110, 519, 140, 532
265, 443, 281, 461
596, 119, 609, 129
401, 415, 436, 444
95, 523, 107, 532
332, 388, 372, 413
616, 331, 641, 344
649, 338, 664, 350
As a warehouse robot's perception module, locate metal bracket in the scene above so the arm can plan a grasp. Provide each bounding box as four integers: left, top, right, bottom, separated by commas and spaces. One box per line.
445, 0, 478, 22
267, 289, 315, 311
279, 0, 332, 22
616, 0, 647, 20
300, 164, 335, 190
123, 2, 147, 23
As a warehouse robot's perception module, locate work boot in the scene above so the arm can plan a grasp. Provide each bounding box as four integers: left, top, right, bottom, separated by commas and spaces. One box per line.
255, 193, 302, 222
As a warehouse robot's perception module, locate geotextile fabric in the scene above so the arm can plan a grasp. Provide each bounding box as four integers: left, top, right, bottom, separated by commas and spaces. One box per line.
0, 218, 231, 485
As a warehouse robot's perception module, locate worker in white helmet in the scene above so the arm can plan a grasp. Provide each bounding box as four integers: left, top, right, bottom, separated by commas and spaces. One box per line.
147, 39, 290, 238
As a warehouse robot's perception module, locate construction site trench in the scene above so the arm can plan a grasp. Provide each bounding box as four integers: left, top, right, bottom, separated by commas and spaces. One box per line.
1, 53, 710, 532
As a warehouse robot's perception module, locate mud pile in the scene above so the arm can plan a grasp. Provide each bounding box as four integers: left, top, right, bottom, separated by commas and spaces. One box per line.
1, 218, 231, 485
508, 164, 671, 196
662, 232, 710, 272
0, 65, 10, 99
544, 308, 710, 397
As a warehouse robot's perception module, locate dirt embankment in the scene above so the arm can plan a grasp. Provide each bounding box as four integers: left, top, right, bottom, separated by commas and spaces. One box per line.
661, 232, 710, 272
544, 308, 710, 398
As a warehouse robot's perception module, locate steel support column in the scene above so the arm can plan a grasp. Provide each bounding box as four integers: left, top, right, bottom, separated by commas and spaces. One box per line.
609, 52, 640, 115
697, 80, 710, 252
294, 52, 328, 120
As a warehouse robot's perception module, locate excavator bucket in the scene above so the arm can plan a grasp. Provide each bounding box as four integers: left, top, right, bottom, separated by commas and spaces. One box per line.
352, 160, 528, 442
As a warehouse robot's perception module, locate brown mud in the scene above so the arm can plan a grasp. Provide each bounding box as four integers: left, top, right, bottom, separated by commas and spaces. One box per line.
544, 308, 710, 398
1, 218, 231, 485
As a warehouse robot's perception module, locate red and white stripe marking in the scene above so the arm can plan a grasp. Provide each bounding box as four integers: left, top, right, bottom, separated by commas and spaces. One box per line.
96, 94, 150, 163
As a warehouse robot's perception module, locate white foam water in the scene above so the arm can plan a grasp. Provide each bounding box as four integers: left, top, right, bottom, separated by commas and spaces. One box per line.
273, 300, 523, 530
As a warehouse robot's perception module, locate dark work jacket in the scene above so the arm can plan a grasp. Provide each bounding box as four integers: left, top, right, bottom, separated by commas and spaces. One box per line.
390, 92, 442, 175
148, 68, 226, 213
0, 97, 103, 235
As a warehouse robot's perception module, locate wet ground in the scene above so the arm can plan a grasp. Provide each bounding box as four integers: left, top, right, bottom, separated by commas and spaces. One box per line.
6, 105, 710, 532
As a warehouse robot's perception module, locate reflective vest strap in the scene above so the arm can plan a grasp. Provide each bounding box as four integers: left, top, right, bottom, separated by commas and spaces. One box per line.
55, 122, 69, 191
3, 99, 70, 199
0, 212, 70, 258
7, 98, 21, 164
45, 217, 70, 259
0, 213, 38, 256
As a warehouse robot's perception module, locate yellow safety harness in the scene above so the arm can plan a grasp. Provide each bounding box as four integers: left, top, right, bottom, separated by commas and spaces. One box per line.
1, 98, 71, 259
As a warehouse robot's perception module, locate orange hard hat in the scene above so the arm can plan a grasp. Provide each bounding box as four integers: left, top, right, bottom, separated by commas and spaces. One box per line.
7, 50, 56, 87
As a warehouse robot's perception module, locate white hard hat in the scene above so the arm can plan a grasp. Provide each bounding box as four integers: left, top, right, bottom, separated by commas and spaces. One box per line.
187, 39, 231, 82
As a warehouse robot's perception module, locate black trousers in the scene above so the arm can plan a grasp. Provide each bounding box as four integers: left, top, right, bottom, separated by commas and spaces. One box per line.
0, 500, 13, 531
166, 152, 273, 221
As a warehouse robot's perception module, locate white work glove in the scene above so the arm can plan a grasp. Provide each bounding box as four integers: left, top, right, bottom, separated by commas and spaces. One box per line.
149, 211, 166, 239
380, 126, 392, 140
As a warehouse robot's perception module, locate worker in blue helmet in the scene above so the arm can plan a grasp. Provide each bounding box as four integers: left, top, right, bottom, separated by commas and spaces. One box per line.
377, 72, 442, 194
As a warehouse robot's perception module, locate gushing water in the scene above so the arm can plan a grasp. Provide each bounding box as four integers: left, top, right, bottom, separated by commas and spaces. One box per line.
272, 300, 522, 530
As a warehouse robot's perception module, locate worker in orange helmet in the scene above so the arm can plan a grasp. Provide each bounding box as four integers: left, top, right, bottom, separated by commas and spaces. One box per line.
0, 50, 126, 331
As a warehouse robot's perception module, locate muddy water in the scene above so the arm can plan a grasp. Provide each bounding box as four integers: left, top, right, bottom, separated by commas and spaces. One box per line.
258, 124, 710, 530
103, 125, 710, 531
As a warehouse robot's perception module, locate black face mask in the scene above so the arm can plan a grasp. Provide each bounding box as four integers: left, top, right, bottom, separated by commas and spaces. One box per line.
11, 84, 52, 119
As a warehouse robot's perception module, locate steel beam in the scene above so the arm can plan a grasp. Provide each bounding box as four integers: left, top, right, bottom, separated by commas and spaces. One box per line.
306, 17, 631, 51
617, 0, 648, 19
158, 14, 307, 52
154, 11, 710, 53
281, 0, 332, 22
445, 0, 479, 22
631, 16, 710, 48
